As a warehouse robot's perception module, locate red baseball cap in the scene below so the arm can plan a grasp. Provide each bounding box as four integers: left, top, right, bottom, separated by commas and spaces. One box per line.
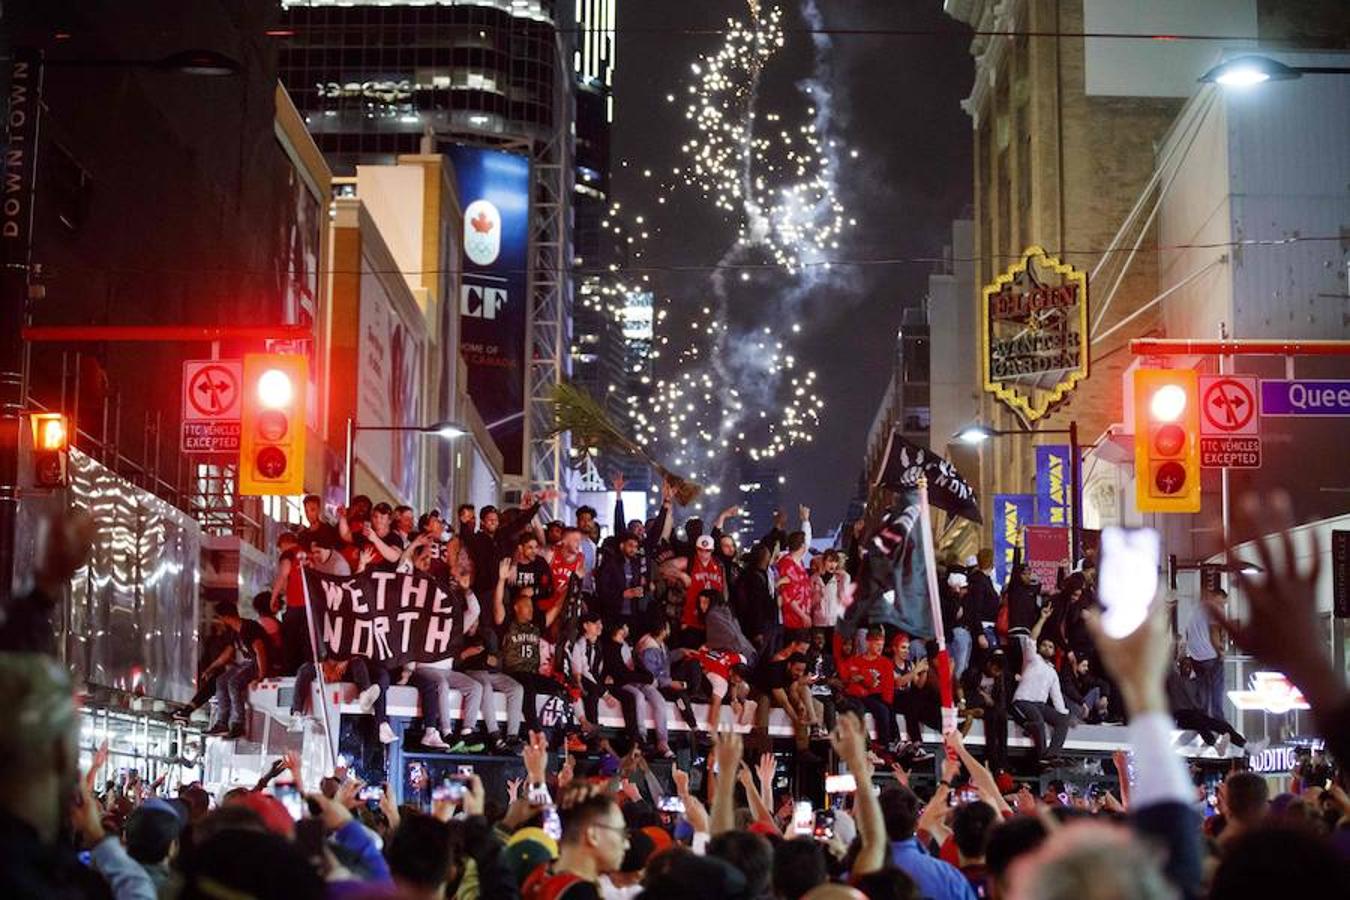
228, 791, 296, 839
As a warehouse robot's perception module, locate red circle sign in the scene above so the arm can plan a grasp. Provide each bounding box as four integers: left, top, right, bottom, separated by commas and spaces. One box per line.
188, 364, 239, 418
1202, 378, 1255, 432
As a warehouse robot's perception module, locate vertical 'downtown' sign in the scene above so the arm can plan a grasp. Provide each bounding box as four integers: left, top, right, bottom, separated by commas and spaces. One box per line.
981, 246, 1089, 423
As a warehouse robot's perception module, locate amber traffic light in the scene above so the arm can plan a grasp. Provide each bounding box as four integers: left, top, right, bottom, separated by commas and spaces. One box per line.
238, 353, 307, 496
1133, 368, 1200, 513
30, 412, 69, 487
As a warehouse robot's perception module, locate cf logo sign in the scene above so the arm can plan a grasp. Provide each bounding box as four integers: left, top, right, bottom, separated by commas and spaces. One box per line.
461, 285, 507, 319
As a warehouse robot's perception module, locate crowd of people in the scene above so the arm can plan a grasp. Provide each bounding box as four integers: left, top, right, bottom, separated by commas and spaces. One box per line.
2, 492, 1348, 900
175, 477, 1231, 772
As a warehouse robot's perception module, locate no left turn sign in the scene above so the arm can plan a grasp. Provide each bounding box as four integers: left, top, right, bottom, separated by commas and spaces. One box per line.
1199, 375, 1259, 436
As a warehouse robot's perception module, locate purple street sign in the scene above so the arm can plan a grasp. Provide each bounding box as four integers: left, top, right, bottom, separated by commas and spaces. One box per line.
1260, 380, 1350, 417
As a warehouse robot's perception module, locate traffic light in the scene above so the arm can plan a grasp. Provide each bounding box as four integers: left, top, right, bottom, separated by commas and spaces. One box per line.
238, 353, 307, 496
1133, 368, 1200, 513
29, 412, 69, 487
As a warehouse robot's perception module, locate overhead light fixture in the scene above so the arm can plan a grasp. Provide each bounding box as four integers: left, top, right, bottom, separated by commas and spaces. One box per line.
1199, 55, 1300, 87
954, 424, 996, 445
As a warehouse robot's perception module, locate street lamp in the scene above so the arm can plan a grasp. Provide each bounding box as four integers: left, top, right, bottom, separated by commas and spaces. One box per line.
1199, 54, 1350, 87
344, 419, 468, 504
954, 419, 1085, 569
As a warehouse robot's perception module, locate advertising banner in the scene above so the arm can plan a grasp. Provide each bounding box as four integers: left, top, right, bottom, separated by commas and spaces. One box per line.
981, 246, 1089, 423
357, 270, 423, 505
1024, 525, 1070, 591
448, 146, 530, 475
992, 494, 1035, 589
1034, 444, 1076, 526
304, 569, 465, 666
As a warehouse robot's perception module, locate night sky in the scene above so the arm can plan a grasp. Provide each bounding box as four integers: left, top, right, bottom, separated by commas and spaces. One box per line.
611, 1, 972, 532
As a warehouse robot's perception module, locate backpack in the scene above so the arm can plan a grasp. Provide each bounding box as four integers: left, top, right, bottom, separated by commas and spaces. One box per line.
521, 863, 587, 900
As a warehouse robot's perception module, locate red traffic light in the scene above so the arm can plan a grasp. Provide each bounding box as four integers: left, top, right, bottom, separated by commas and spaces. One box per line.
1153, 423, 1186, 456
255, 446, 288, 479
1154, 460, 1188, 495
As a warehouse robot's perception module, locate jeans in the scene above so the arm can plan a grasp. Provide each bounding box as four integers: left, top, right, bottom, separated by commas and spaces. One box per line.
1079, 686, 1102, 720
893, 687, 942, 743
1190, 657, 1226, 721
213, 661, 258, 728
950, 627, 973, 679
858, 694, 894, 747
1012, 699, 1070, 759
507, 671, 567, 733
292, 658, 390, 726
465, 671, 524, 736
411, 667, 481, 734
623, 682, 670, 746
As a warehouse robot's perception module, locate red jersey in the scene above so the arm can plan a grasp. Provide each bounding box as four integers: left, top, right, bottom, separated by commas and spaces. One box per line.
285, 554, 305, 610
840, 653, 894, 704
692, 649, 747, 680
776, 554, 813, 630
541, 550, 584, 612
682, 553, 726, 628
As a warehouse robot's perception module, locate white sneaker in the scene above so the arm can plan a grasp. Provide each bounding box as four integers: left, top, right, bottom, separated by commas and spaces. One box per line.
421, 727, 449, 750
357, 685, 381, 713
1215, 734, 1232, 757
379, 722, 398, 744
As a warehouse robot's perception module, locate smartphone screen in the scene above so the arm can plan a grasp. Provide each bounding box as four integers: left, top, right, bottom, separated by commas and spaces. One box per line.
792, 801, 814, 836
813, 810, 835, 841
659, 795, 686, 813
542, 805, 562, 840
273, 783, 304, 821
1098, 527, 1160, 638
825, 773, 857, 794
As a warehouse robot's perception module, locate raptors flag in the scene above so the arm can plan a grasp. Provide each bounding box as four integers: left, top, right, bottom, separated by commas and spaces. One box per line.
873, 432, 982, 524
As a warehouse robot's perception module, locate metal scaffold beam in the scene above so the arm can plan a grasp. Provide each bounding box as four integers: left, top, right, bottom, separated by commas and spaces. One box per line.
524, 28, 575, 520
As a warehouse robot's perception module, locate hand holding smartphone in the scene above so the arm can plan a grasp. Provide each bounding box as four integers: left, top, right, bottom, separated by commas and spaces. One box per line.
1098, 526, 1160, 639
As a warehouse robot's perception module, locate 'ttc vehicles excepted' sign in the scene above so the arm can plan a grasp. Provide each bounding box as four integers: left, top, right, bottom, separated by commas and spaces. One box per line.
1200, 437, 1261, 469
1260, 379, 1350, 416
182, 360, 242, 454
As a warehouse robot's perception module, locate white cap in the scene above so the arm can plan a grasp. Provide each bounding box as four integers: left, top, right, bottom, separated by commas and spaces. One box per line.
947, 572, 968, 589
964, 555, 979, 568
695, 535, 715, 550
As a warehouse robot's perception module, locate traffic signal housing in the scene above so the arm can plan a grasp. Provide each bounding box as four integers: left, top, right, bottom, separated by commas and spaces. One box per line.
29, 412, 69, 487
238, 353, 307, 496
1133, 368, 1200, 513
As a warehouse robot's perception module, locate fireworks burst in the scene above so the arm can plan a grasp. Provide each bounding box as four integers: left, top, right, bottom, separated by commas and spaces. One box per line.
589, 1, 850, 498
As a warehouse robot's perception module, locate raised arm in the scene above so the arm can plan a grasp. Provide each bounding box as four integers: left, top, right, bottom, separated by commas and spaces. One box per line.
709, 729, 742, 835
493, 558, 514, 626
832, 715, 885, 877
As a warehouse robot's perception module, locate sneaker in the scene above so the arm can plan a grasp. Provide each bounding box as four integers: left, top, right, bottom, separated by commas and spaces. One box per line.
1215, 734, 1232, 757
421, 728, 450, 750
171, 708, 193, 724
499, 735, 524, 755
565, 733, 589, 754
225, 724, 245, 740
907, 747, 935, 765
867, 750, 887, 766
379, 722, 398, 744
357, 684, 381, 713
1244, 737, 1269, 756
204, 722, 229, 736
809, 726, 828, 741
654, 743, 676, 759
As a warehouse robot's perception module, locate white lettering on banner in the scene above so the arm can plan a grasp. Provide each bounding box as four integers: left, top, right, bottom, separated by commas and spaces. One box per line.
1250, 747, 1297, 774
400, 576, 429, 609
431, 586, 453, 615
322, 581, 346, 612
397, 611, 419, 653
352, 619, 373, 659
323, 613, 343, 652
347, 583, 368, 615
425, 616, 453, 656
1288, 384, 1350, 411
372, 617, 393, 659
370, 570, 395, 612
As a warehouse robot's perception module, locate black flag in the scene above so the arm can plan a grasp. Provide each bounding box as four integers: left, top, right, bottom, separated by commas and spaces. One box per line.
873, 432, 982, 524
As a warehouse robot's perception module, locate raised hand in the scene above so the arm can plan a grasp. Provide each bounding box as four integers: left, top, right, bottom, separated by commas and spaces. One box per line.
506, 777, 523, 803
756, 751, 776, 789
713, 727, 743, 777
463, 774, 486, 817
379, 782, 400, 830
1212, 492, 1343, 711
672, 767, 691, 797
523, 730, 549, 784
889, 760, 911, 787
611, 472, 625, 492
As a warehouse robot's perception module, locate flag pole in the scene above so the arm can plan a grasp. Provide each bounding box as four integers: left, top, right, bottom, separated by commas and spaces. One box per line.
299, 569, 340, 768
916, 476, 958, 737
